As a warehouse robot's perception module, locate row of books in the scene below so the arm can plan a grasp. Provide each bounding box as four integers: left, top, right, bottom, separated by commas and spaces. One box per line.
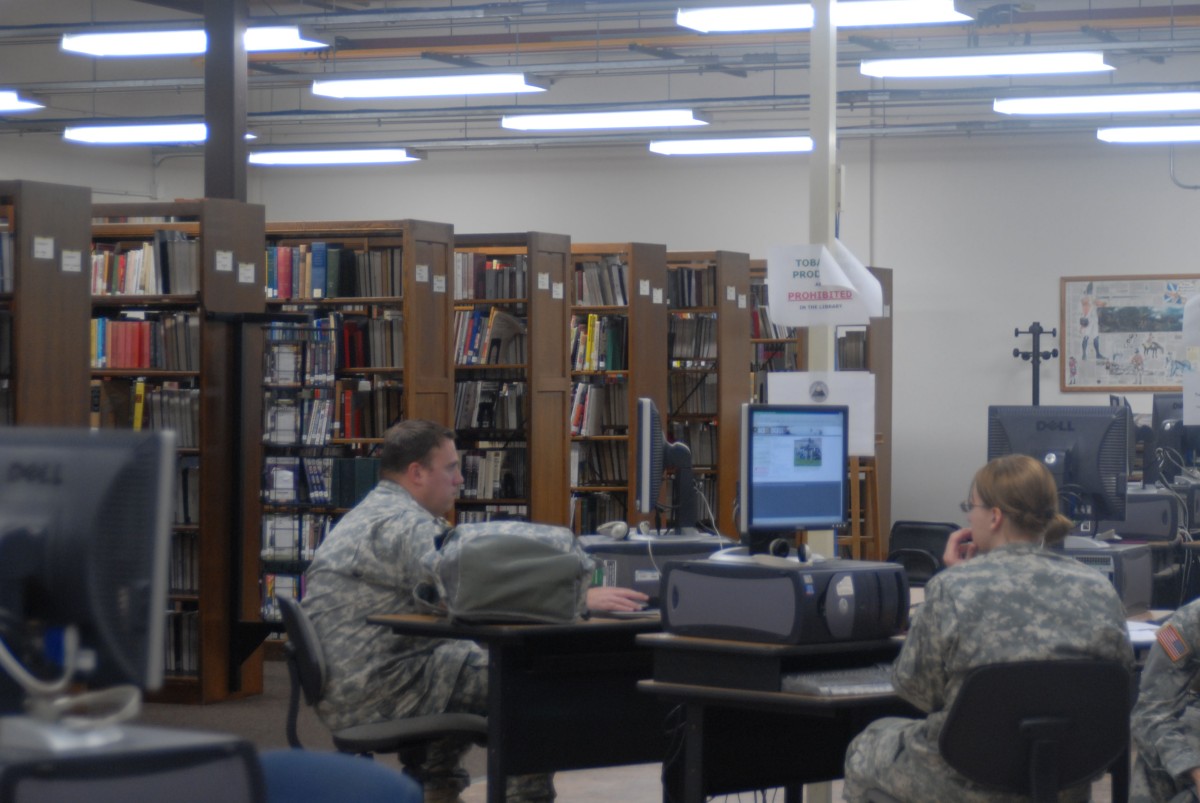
262, 393, 337, 447
569, 313, 627, 371
341, 310, 404, 370
461, 445, 527, 500
175, 456, 201, 525
456, 505, 528, 523
0, 380, 10, 426
455, 379, 526, 431
264, 320, 337, 386
569, 492, 626, 534
750, 302, 797, 339
753, 342, 801, 372
574, 257, 628, 306
265, 244, 404, 300
669, 420, 718, 467
570, 440, 628, 487
92, 231, 198, 296
261, 573, 304, 623
90, 311, 200, 371
667, 266, 719, 308
454, 307, 527, 366
668, 314, 718, 361
668, 372, 718, 417
261, 512, 332, 562
92, 379, 200, 446
262, 455, 380, 509
570, 379, 628, 436
339, 381, 404, 440
453, 253, 529, 300
164, 609, 200, 676
0, 232, 12, 293
170, 531, 200, 595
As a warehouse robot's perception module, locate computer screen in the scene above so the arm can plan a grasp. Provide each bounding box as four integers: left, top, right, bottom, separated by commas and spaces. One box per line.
634, 397, 699, 534
1147, 392, 1200, 485
738, 404, 849, 553
987, 404, 1130, 522
0, 427, 175, 711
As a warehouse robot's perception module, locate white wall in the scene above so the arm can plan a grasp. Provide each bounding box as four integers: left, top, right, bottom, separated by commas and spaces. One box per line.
7, 132, 1200, 524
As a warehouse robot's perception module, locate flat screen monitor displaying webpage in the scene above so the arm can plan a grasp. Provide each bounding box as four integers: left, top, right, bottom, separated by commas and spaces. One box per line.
738, 404, 849, 552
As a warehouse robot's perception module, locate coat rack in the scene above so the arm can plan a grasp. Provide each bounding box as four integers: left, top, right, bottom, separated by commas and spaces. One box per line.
1013, 322, 1059, 406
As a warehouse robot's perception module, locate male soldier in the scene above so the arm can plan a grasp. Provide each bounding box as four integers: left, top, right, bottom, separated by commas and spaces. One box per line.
1131, 598, 1200, 803
303, 419, 646, 803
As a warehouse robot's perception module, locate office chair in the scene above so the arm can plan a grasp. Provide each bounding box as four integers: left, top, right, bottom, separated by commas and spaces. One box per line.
276, 595, 488, 787
866, 659, 1131, 803
885, 520, 956, 586
259, 749, 421, 803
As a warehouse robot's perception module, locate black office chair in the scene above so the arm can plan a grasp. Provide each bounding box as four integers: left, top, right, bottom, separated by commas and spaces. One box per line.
885, 520, 957, 586
866, 659, 1131, 803
277, 595, 488, 787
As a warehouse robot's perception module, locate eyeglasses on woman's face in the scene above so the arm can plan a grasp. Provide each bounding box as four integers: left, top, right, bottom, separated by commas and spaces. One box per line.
958, 501, 989, 513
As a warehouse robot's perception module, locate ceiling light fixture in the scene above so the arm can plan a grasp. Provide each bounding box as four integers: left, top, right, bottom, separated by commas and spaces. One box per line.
995, 92, 1200, 115
649, 135, 813, 155
676, 0, 969, 33
0, 91, 43, 112
1097, 125, 1200, 144
861, 52, 1113, 78
502, 109, 708, 131
250, 148, 422, 165
63, 123, 209, 144
313, 74, 547, 99
61, 26, 327, 57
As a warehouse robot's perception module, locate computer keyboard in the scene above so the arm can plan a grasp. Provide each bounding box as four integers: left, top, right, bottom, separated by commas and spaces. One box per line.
781, 663, 895, 697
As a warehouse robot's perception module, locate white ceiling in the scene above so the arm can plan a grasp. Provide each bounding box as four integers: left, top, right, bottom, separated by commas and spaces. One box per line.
3, 0, 1200, 153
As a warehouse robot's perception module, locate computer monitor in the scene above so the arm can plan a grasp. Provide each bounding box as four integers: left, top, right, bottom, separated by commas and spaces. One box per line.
635, 397, 699, 535
1147, 392, 1200, 485
738, 403, 850, 554
0, 427, 175, 712
987, 404, 1130, 523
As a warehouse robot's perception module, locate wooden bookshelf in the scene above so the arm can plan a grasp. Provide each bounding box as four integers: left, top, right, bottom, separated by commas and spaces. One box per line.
666, 251, 751, 536
568, 242, 669, 534
454, 232, 572, 527
91, 199, 266, 704
0, 180, 92, 427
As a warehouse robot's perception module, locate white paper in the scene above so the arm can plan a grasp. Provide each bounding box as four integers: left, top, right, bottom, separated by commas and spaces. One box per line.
767, 371, 877, 457
61, 250, 82, 273
215, 250, 233, 273
33, 237, 54, 260
433, 275, 447, 293
639, 278, 650, 296
552, 281, 564, 300
766, 239, 881, 326
415, 264, 429, 283
726, 285, 736, 302
652, 287, 663, 305
538, 272, 551, 290
238, 262, 255, 284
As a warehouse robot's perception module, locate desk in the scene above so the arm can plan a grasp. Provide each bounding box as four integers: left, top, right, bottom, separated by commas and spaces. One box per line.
367, 613, 667, 803
638, 632, 914, 803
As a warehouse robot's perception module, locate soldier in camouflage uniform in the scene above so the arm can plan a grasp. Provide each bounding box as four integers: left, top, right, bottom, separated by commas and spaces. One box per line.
1130, 598, 1200, 802
843, 454, 1134, 803
303, 419, 645, 803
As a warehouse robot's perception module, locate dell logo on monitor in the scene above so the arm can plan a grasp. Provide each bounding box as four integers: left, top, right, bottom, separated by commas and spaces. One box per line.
6, 462, 64, 485
1035, 420, 1074, 432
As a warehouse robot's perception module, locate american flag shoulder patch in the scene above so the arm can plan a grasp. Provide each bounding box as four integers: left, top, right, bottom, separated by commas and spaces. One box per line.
1158, 623, 1192, 663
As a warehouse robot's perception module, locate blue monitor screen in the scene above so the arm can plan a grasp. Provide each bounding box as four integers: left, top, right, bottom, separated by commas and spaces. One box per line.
739, 404, 850, 533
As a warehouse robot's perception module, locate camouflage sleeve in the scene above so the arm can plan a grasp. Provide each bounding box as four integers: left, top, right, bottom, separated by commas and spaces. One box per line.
891, 574, 955, 713
1132, 601, 1200, 783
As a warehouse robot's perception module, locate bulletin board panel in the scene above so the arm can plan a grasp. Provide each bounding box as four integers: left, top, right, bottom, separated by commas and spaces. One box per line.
1060, 274, 1198, 392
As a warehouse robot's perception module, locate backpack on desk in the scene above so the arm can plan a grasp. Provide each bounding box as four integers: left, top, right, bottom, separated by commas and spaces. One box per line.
416, 521, 593, 624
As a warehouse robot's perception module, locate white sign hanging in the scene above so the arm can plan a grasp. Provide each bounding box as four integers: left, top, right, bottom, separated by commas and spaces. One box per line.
766, 240, 881, 326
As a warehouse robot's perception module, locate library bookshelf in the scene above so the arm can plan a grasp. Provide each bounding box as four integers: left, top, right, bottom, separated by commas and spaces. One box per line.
666, 251, 751, 537
90, 199, 266, 704
453, 232, 572, 527
568, 242, 669, 535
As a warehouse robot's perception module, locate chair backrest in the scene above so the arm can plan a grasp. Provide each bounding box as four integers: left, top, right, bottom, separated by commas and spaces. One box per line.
938, 659, 1131, 802
886, 520, 956, 585
278, 595, 328, 707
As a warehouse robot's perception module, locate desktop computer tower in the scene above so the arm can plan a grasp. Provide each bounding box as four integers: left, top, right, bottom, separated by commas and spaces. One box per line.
1078, 486, 1180, 541
1056, 542, 1152, 615
580, 536, 728, 605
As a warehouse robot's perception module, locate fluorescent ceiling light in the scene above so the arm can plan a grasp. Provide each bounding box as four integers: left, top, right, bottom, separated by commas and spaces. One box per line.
250, 148, 421, 165
502, 109, 708, 131
62, 26, 326, 57
0, 91, 43, 112
676, 0, 969, 33
313, 74, 547, 99
861, 51, 1113, 78
64, 123, 209, 144
1097, 125, 1200, 144
649, 136, 813, 155
995, 92, 1200, 116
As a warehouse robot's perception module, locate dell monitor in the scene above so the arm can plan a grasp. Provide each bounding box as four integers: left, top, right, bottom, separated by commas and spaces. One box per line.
1147, 392, 1200, 486
738, 403, 850, 555
0, 427, 175, 714
635, 397, 699, 535
987, 404, 1130, 524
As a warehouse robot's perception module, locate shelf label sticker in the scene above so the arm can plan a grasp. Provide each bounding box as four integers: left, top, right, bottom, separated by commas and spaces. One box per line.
415, 264, 430, 283
726, 284, 737, 301
652, 287, 663, 305
639, 278, 650, 296
552, 281, 564, 300
33, 237, 54, 260
433, 274, 446, 293
238, 262, 256, 284
538, 272, 550, 291
61, 250, 83, 273
216, 250, 234, 273
738, 293, 748, 309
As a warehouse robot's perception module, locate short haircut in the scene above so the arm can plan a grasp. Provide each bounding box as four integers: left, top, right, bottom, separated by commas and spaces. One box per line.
380, 419, 455, 476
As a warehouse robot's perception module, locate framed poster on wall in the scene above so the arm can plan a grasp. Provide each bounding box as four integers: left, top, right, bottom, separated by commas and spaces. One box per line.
1061, 274, 1198, 392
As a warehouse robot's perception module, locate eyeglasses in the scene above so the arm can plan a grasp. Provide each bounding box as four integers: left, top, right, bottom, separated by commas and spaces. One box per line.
959, 501, 988, 513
